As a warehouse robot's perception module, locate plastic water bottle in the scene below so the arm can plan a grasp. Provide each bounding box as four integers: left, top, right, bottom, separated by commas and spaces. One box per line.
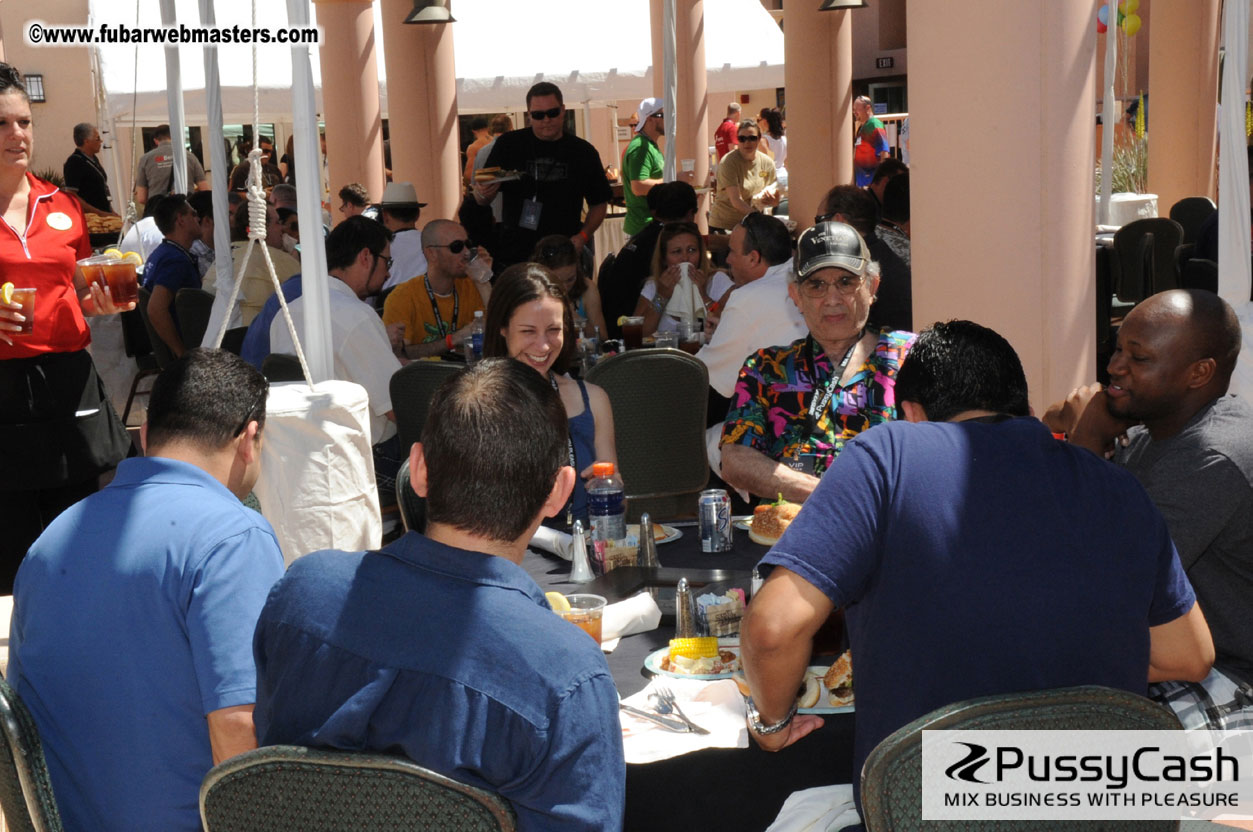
469, 310, 485, 361
587, 461, 626, 543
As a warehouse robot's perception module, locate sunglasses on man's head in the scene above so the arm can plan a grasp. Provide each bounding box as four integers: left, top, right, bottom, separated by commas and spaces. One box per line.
737, 134, 760, 143
530, 107, 562, 121
429, 239, 477, 255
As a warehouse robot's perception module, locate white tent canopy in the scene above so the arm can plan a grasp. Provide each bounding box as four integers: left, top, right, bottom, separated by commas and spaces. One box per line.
93, 0, 784, 124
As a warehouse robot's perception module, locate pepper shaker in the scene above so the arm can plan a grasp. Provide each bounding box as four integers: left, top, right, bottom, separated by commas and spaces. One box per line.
675, 577, 697, 637
637, 512, 660, 569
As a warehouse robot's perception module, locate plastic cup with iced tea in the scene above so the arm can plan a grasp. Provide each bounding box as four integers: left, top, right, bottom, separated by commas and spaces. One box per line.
7, 287, 35, 335
557, 594, 607, 644
101, 258, 140, 305
76, 255, 111, 294
621, 316, 645, 350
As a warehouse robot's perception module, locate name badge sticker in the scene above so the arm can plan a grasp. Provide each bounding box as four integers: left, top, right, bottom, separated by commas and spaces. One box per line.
519, 198, 542, 231
46, 212, 73, 231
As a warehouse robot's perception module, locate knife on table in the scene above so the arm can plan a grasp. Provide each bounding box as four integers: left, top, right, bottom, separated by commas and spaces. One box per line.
620, 703, 692, 732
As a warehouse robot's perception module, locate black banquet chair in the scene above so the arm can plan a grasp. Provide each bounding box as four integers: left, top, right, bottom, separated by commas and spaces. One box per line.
1168, 196, 1216, 245
585, 347, 709, 521
389, 361, 463, 453
175, 287, 215, 351
860, 685, 1183, 832
1110, 218, 1185, 303
0, 674, 65, 831
200, 745, 516, 832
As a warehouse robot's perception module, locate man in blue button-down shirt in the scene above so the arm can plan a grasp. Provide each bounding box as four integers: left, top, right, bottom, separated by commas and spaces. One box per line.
253, 358, 625, 831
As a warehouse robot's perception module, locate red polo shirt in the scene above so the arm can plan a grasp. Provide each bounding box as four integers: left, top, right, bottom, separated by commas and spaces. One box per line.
0, 173, 93, 359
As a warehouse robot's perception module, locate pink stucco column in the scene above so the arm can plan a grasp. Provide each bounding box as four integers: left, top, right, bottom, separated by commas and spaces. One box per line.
378, 0, 460, 222
676, 0, 711, 232
784, 3, 853, 232
909, 0, 1096, 411
314, 0, 386, 222
1147, 0, 1220, 208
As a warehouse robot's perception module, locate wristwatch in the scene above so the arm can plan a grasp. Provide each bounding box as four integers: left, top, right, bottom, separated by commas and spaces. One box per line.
651, 294, 668, 315
746, 699, 797, 735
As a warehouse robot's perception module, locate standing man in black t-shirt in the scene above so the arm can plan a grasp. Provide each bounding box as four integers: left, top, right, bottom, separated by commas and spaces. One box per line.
63, 123, 114, 215
473, 82, 611, 269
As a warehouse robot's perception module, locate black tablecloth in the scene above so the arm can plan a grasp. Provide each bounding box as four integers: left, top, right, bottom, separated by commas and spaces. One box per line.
523, 525, 857, 832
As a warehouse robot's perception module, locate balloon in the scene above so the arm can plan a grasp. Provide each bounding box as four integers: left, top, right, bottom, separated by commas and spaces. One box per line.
1123, 13, 1141, 36
1097, 5, 1109, 24
1097, 20, 1108, 33
1123, 0, 1139, 13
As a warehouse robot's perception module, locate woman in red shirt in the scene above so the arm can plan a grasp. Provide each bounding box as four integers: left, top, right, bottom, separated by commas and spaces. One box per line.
0, 63, 134, 590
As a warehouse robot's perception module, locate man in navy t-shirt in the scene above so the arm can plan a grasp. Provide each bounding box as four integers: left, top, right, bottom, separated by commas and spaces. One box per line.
740, 320, 1214, 817
141, 192, 203, 356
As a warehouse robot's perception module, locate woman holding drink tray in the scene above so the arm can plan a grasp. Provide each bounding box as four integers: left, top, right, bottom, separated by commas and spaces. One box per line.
484, 263, 618, 527
632, 222, 731, 339
0, 63, 134, 591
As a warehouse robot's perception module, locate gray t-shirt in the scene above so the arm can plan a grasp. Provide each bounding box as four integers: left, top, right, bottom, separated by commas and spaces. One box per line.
1116, 395, 1253, 679
135, 141, 206, 199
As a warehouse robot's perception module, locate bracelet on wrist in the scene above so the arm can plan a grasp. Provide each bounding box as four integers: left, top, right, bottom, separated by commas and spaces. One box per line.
577, 230, 590, 243
445, 333, 455, 351
747, 700, 797, 735
651, 294, 669, 315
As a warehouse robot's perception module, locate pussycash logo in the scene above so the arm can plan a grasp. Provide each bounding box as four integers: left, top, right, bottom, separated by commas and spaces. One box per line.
943, 742, 1237, 790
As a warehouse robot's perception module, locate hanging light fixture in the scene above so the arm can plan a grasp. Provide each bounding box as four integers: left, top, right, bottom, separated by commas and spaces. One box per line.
405, 0, 454, 24
818, 0, 869, 10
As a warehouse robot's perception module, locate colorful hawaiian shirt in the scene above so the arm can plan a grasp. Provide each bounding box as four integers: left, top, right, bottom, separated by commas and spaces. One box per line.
721, 329, 916, 478
853, 116, 890, 187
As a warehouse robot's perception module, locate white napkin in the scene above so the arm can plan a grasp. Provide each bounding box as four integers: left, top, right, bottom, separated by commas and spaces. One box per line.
765, 785, 860, 832
598, 592, 662, 653
619, 677, 747, 763
664, 265, 705, 323
529, 526, 572, 560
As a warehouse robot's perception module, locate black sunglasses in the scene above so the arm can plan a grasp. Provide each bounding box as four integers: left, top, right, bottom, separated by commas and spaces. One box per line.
530, 107, 562, 121
739, 211, 763, 251
429, 239, 477, 255
233, 383, 268, 438
737, 134, 760, 142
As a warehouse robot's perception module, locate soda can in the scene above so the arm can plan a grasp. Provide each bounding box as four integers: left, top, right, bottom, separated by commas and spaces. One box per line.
699, 489, 733, 552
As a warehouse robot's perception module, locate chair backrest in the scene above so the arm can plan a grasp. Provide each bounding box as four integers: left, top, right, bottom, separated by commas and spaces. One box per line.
394, 457, 427, 533
262, 353, 305, 383
220, 326, 248, 356
0, 676, 64, 832
389, 361, 463, 452
201, 745, 516, 832
136, 287, 177, 370
585, 348, 709, 508
1111, 218, 1185, 302
861, 685, 1182, 832
118, 307, 153, 360
175, 287, 215, 350
1180, 257, 1218, 295
1168, 196, 1216, 244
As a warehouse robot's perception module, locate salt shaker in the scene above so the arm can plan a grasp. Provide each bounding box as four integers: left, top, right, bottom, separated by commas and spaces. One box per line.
637, 512, 660, 569
569, 520, 595, 583
675, 577, 697, 637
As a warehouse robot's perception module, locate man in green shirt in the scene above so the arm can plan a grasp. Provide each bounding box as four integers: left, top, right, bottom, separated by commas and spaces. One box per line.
623, 96, 666, 236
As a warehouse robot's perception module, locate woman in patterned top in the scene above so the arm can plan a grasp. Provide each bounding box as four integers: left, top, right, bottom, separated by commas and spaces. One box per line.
721, 221, 915, 503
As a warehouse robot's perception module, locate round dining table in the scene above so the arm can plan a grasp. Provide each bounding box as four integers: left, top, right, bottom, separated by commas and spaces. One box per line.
522, 522, 858, 832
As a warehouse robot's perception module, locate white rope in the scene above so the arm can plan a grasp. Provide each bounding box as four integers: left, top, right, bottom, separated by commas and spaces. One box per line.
212, 0, 313, 386
117, 0, 142, 246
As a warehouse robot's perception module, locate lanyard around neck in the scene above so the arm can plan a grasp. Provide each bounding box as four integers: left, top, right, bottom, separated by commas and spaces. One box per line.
424, 275, 459, 336
551, 372, 578, 527
805, 332, 863, 435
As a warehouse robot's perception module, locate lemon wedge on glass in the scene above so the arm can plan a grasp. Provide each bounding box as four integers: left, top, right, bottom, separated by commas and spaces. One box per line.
1, 282, 12, 305
121, 251, 143, 267
102, 248, 124, 260
545, 591, 571, 613
616, 315, 629, 327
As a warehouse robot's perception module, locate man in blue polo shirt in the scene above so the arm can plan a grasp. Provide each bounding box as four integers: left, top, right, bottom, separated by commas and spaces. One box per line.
9, 349, 285, 832
740, 320, 1214, 822
253, 358, 625, 831
142, 192, 203, 356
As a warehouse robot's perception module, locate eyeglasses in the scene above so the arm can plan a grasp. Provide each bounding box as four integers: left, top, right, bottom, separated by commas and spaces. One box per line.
738, 211, 764, 252
371, 251, 394, 270
798, 274, 867, 298
737, 134, 760, 143
530, 107, 562, 121
232, 384, 268, 438
428, 239, 477, 255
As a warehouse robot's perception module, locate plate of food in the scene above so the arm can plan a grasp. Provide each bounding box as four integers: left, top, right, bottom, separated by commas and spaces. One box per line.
796, 650, 854, 714
627, 523, 682, 545
644, 637, 740, 680
473, 166, 524, 184
744, 497, 801, 546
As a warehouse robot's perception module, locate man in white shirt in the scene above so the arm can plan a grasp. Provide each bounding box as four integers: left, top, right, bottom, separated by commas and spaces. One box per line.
269, 216, 401, 461
378, 181, 428, 292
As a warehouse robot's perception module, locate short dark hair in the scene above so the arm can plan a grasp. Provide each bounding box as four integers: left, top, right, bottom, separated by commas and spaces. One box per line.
469, 116, 490, 132
422, 358, 568, 542
1173, 289, 1243, 388
153, 124, 172, 141
895, 320, 1030, 423
483, 262, 577, 374
526, 82, 564, 108
325, 215, 391, 272
0, 63, 30, 104
647, 181, 698, 222
881, 173, 910, 224
739, 212, 793, 266
154, 193, 191, 235
382, 203, 420, 225
871, 157, 908, 185
818, 184, 878, 237
337, 182, 369, 207
146, 348, 268, 451
73, 123, 95, 146
187, 191, 213, 221
531, 235, 586, 300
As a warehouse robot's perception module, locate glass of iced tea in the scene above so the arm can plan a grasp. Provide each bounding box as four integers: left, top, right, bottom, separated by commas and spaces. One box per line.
557, 594, 607, 644
8, 287, 35, 335
76, 255, 111, 294
621, 317, 645, 350
101, 259, 139, 305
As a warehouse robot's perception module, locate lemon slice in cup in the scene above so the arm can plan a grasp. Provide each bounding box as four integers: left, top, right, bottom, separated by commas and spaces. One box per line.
1, 282, 12, 305
121, 251, 143, 267
102, 248, 124, 260
545, 591, 571, 613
